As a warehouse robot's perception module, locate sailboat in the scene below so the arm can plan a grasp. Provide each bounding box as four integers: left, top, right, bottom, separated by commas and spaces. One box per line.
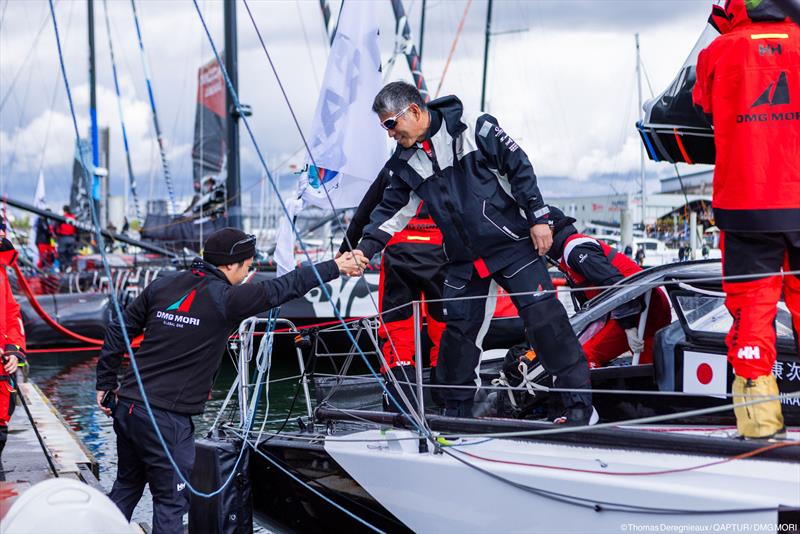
190, 6, 799, 533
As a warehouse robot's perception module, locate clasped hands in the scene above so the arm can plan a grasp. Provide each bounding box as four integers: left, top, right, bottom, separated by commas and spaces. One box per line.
335, 250, 369, 277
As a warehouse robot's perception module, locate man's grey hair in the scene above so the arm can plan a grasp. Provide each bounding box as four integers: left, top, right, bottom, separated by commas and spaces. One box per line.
372, 81, 426, 115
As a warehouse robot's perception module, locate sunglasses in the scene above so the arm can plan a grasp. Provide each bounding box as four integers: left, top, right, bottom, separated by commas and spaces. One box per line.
381, 106, 411, 130
229, 234, 256, 255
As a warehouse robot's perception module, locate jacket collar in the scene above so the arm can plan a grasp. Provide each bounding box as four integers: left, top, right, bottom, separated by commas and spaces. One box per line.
427, 95, 467, 138
724, 0, 789, 31
191, 257, 231, 284
396, 95, 468, 162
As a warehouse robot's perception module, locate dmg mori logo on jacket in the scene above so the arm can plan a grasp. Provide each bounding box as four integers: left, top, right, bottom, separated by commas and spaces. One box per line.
156, 289, 201, 327
751, 72, 790, 107
166, 289, 197, 313
737, 71, 797, 123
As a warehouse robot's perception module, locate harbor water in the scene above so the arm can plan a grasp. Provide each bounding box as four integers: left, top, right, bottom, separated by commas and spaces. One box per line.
28, 349, 303, 530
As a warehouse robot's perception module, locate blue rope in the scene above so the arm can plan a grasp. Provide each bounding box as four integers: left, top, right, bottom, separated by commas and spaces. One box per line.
247, 442, 385, 533
129, 0, 177, 214
190, 0, 428, 429
48, 0, 258, 498
101, 0, 142, 223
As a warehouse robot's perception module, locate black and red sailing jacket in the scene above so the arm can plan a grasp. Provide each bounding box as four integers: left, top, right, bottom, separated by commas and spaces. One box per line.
548, 231, 644, 328
339, 166, 442, 254
557, 233, 642, 300
693, 0, 800, 232
56, 213, 77, 237
0, 241, 25, 353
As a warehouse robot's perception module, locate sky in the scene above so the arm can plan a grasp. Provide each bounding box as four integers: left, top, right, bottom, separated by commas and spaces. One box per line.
0, 0, 716, 214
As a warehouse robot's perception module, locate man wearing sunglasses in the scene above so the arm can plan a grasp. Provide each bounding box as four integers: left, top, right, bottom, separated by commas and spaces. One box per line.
355, 81, 595, 425
96, 227, 366, 532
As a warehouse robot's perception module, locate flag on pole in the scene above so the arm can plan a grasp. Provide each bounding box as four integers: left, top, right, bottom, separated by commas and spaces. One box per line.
276, 2, 386, 274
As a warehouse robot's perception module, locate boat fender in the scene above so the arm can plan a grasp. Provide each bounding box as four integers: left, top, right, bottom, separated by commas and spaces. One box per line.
188, 436, 252, 534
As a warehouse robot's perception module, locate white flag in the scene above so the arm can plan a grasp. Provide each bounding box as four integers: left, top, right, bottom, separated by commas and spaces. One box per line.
299, 1, 386, 209
275, 198, 301, 276
28, 172, 47, 265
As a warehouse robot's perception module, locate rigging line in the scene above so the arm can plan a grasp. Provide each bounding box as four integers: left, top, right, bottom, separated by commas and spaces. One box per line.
102, 0, 143, 224
47, 0, 261, 499
0, 0, 8, 33
36, 73, 62, 179
449, 441, 800, 477
441, 446, 793, 516
418, 267, 800, 305
246, 446, 385, 533
240, 0, 423, 416
1, 50, 38, 184
0, 1, 54, 114
384, 378, 795, 399
295, 0, 321, 91
193, 0, 430, 432
129, 0, 177, 215
433, 0, 472, 99
638, 56, 692, 218
438, 390, 800, 441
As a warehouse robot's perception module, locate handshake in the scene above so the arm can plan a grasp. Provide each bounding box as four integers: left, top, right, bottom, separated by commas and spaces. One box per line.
334, 249, 370, 277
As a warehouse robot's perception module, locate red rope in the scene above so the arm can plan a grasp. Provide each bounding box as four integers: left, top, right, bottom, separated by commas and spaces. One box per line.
434, 0, 473, 99
13, 262, 142, 348
673, 128, 694, 165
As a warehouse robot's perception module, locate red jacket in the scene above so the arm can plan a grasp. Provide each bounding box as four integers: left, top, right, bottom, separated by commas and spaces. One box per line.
558, 234, 642, 300
0, 245, 26, 351
692, 0, 800, 232
56, 213, 77, 237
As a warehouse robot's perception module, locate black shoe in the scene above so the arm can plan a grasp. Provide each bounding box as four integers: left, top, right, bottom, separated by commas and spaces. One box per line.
382, 366, 418, 414
553, 406, 599, 426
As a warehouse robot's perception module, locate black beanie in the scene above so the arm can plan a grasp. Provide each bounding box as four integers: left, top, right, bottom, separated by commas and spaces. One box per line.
203, 227, 256, 266
548, 206, 577, 235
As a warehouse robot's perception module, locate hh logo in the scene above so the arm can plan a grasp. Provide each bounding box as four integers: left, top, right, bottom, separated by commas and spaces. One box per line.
751, 72, 790, 107
166, 289, 197, 313
176, 482, 186, 492
737, 346, 761, 360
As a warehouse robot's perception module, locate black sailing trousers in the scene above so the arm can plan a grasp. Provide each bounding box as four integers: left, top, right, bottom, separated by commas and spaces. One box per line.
436, 252, 592, 411
110, 397, 195, 534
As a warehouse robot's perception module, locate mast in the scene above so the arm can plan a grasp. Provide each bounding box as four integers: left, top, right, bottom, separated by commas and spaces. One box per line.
480, 0, 493, 111
635, 33, 646, 233
419, 0, 427, 61
389, 0, 429, 101
224, 0, 242, 229
318, 0, 336, 44
88, 0, 101, 223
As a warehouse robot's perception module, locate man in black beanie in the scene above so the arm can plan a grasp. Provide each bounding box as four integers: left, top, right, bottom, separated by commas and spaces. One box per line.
95, 227, 366, 533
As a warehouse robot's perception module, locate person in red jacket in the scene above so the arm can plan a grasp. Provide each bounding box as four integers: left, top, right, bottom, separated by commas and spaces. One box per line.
55, 205, 78, 271
0, 222, 27, 457
546, 208, 672, 368
693, 0, 799, 439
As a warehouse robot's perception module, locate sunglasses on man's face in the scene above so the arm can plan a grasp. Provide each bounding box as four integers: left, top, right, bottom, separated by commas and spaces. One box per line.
381, 106, 411, 130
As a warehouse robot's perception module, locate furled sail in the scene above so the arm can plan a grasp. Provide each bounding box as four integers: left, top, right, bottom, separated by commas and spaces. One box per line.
637, 25, 718, 164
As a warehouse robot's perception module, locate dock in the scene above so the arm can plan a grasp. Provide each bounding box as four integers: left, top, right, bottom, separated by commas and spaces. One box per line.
0, 379, 101, 520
